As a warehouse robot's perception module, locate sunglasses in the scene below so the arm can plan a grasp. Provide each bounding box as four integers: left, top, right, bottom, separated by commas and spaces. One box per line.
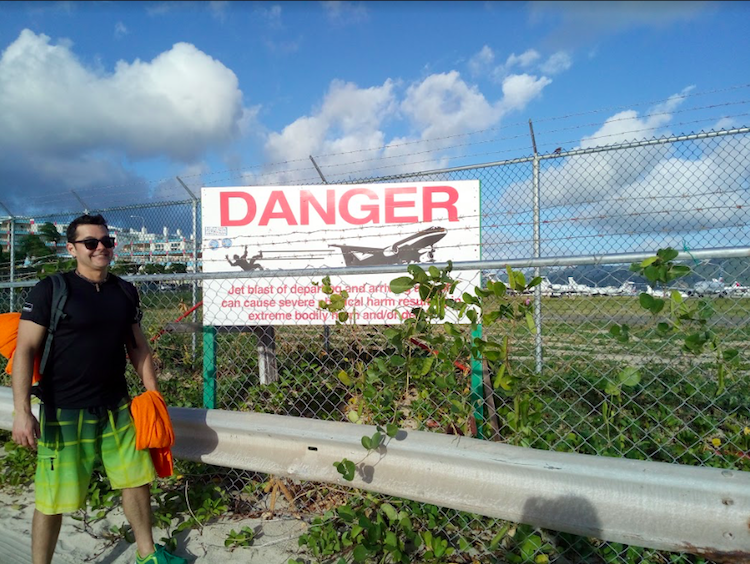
73, 236, 116, 250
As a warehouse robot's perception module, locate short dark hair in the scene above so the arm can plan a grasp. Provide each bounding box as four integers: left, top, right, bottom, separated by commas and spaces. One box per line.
66, 214, 109, 243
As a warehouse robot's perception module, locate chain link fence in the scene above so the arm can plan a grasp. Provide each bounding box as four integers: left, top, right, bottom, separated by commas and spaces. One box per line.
1, 128, 749, 563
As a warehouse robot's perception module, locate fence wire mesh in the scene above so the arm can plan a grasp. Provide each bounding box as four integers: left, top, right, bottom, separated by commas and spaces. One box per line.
1, 128, 749, 563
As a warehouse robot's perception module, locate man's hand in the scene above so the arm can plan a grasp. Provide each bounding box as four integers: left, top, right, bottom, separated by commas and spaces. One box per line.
12, 410, 40, 449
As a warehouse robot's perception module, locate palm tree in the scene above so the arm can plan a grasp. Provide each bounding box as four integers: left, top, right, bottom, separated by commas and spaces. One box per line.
38, 222, 63, 247
19, 234, 54, 262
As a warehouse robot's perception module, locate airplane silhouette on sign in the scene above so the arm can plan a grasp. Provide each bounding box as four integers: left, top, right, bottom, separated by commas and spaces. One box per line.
330, 226, 447, 267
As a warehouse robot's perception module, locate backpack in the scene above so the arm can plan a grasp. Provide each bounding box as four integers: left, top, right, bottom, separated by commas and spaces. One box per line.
1, 272, 138, 382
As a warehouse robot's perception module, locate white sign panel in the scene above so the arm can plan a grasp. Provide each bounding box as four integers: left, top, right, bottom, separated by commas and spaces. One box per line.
201, 181, 480, 325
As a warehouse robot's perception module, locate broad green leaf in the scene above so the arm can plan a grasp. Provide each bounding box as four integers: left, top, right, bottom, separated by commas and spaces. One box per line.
493, 282, 507, 297
337, 370, 352, 386
525, 312, 536, 333
390, 355, 406, 367
390, 277, 415, 294
618, 366, 641, 387
723, 349, 739, 362
338, 312, 349, 322
604, 380, 620, 396
353, 545, 369, 562
419, 284, 430, 301
370, 431, 382, 448
407, 264, 427, 282
485, 350, 501, 362
639, 293, 654, 309
484, 311, 501, 324
347, 410, 360, 423
444, 322, 461, 337
475, 287, 492, 298
671, 265, 690, 278
416, 356, 434, 376
528, 276, 543, 288
521, 535, 543, 560
380, 503, 398, 522
657, 248, 679, 262
337, 505, 356, 522
649, 298, 665, 315
656, 322, 671, 334
640, 256, 659, 267
670, 290, 684, 303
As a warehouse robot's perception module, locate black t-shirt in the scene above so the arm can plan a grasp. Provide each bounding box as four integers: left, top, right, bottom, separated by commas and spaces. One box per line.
20, 271, 140, 409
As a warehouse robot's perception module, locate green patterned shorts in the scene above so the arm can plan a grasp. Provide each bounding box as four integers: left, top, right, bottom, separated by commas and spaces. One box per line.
35, 400, 156, 515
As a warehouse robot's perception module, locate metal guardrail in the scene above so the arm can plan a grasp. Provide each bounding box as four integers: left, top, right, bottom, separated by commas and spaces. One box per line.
0, 387, 747, 560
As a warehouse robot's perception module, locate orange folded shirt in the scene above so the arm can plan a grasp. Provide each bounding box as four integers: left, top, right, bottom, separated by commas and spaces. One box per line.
0, 312, 42, 384
130, 390, 175, 478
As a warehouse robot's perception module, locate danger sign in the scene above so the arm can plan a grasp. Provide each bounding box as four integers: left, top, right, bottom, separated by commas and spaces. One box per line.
201, 181, 480, 326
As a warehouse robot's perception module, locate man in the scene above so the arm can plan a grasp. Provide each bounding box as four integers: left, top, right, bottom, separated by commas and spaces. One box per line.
225, 245, 263, 271
11, 214, 185, 564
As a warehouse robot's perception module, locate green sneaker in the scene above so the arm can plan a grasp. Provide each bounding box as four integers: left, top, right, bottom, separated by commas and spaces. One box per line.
135, 544, 188, 564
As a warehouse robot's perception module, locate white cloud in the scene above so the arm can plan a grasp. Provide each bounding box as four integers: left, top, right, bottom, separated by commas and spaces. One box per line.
499, 73, 553, 112
468, 45, 495, 77
209, 1, 229, 22
506, 49, 541, 69
114, 22, 128, 39
145, 2, 175, 16
258, 4, 283, 29
401, 71, 502, 140
530, 1, 710, 48
262, 79, 395, 183
713, 117, 736, 131
539, 51, 571, 75
0, 30, 245, 162
322, 1, 369, 25
262, 68, 554, 183
495, 88, 750, 238
0, 29, 249, 206
471, 45, 572, 84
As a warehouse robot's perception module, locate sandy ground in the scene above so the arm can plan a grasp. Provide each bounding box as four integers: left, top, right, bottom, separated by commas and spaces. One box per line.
0, 484, 310, 564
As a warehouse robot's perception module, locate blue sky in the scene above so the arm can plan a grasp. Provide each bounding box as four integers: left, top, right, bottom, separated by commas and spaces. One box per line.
0, 0, 749, 255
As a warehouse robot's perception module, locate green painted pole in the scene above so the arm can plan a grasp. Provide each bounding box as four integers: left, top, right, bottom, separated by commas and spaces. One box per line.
202, 326, 216, 409
470, 323, 484, 439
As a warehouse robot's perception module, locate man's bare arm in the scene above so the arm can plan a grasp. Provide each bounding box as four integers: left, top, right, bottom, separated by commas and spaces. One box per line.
12, 320, 46, 448
126, 324, 159, 393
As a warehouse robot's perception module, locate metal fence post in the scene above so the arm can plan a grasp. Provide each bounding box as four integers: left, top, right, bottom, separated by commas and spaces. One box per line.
0, 202, 15, 310
470, 324, 484, 439
176, 176, 199, 356
202, 325, 216, 409
192, 198, 198, 355
529, 120, 544, 376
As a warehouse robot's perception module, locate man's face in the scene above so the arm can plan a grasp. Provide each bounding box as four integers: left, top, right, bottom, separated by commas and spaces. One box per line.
66, 224, 113, 271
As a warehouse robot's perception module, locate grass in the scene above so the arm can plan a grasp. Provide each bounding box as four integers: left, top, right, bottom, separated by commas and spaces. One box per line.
1, 286, 747, 563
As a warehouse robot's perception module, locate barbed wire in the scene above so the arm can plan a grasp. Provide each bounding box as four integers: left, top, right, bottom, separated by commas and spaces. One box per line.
5, 84, 750, 208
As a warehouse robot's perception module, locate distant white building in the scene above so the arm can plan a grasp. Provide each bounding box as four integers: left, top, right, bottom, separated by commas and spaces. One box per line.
114, 225, 197, 267
1, 218, 197, 269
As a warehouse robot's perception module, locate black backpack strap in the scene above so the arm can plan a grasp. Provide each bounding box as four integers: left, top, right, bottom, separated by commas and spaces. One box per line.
39, 272, 69, 375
